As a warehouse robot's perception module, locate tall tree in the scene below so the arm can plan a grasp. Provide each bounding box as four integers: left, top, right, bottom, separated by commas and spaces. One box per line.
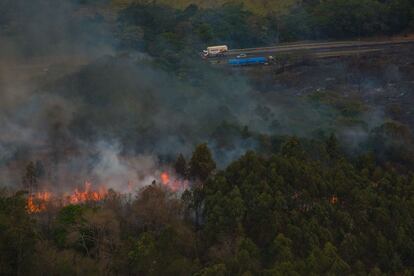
189, 143, 216, 182
174, 154, 188, 178
23, 162, 37, 194
281, 137, 305, 159
326, 133, 340, 160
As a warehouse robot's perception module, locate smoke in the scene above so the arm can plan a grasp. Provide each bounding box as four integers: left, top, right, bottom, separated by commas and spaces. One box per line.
89, 141, 163, 192
1, 0, 408, 191
49, 140, 164, 193
0, 0, 114, 59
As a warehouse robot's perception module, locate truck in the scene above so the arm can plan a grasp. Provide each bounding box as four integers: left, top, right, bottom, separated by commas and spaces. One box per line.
203, 45, 229, 57
228, 56, 268, 66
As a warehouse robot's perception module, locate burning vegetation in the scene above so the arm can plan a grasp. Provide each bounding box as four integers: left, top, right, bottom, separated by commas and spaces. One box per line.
26, 182, 107, 214
2, 0, 414, 275
2, 141, 414, 275
26, 192, 51, 214
25, 172, 188, 214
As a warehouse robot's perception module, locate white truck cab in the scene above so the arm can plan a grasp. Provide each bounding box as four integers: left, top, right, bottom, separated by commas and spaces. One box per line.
203, 45, 228, 57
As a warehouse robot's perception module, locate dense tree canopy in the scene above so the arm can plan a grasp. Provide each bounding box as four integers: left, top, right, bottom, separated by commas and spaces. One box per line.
2, 136, 414, 274
117, 0, 414, 54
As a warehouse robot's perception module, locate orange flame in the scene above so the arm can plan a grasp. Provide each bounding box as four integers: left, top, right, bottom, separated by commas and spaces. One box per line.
161, 172, 170, 185
160, 172, 189, 192
26, 182, 108, 213
27, 191, 52, 213
67, 181, 107, 204
26, 172, 190, 213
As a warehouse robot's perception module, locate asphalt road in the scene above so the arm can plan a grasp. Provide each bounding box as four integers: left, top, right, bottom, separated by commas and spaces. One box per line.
207, 37, 414, 63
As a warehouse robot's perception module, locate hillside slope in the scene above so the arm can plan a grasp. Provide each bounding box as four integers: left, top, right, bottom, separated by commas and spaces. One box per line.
111, 0, 299, 14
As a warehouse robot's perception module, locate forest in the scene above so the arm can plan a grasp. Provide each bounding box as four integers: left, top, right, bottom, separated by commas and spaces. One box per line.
2, 136, 414, 275
117, 0, 414, 57
1, 0, 414, 275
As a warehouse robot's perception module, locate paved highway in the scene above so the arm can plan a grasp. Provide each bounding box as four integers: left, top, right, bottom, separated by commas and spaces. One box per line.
207, 37, 414, 63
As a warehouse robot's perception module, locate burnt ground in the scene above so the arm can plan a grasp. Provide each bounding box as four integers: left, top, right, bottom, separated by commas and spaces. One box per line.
244, 44, 414, 129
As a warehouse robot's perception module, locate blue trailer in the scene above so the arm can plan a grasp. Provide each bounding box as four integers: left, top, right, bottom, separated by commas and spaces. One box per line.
228, 56, 267, 66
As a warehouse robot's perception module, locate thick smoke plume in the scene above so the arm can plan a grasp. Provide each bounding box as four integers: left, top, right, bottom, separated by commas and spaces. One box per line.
0, 0, 390, 190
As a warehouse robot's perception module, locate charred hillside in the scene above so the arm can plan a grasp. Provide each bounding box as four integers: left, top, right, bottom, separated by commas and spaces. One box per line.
1, 0, 414, 275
